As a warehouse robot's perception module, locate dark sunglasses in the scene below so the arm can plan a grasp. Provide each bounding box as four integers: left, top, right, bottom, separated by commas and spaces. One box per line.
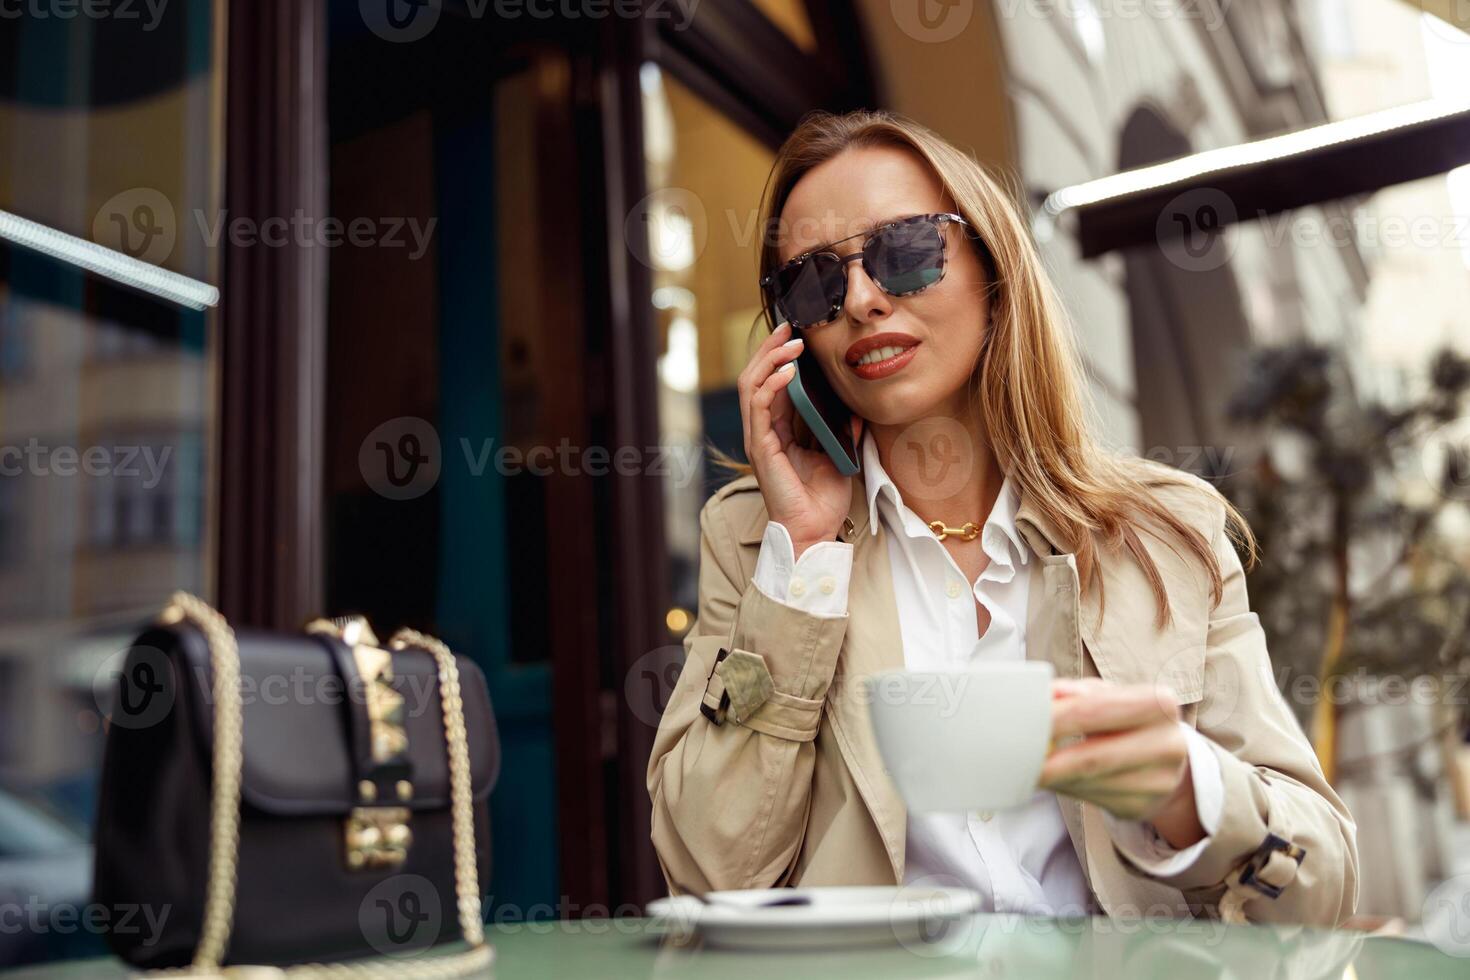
759, 212, 972, 330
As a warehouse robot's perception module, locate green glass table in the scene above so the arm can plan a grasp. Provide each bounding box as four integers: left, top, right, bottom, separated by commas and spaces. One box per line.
4, 914, 1466, 979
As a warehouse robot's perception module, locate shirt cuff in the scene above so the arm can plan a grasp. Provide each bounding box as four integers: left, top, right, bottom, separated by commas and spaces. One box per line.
751, 521, 853, 619
1104, 723, 1225, 876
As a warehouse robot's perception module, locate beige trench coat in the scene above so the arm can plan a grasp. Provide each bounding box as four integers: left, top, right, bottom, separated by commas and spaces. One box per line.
647, 470, 1358, 926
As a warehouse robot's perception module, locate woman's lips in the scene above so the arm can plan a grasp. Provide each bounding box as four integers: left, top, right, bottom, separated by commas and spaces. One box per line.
848, 340, 920, 380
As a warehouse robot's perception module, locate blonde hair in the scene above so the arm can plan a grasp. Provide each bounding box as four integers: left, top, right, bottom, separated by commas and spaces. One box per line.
728, 108, 1255, 628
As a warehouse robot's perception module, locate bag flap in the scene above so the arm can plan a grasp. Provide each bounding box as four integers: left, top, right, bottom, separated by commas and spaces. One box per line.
165, 624, 500, 817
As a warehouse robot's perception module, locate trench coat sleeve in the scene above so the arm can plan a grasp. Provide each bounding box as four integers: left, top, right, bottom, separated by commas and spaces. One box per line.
647, 489, 849, 892
1117, 502, 1360, 926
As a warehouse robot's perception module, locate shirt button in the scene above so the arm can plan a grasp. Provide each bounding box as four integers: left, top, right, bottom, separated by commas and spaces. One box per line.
790, 577, 806, 597
946, 581, 962, 599
818, 576, 836, 595
978, 811, 993, 822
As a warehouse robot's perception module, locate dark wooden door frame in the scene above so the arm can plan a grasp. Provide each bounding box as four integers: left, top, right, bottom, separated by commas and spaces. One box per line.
593, 12, 667, 911
217, 0, 328, 628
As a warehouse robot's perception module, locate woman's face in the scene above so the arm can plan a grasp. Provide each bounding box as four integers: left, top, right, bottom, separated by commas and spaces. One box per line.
775, 145, 990, 428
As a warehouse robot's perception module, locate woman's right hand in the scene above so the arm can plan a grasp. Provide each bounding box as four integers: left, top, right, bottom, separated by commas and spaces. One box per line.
737, 322, 863, 559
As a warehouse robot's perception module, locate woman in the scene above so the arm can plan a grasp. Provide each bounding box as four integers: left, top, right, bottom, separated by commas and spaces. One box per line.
646, 110, 1357, 926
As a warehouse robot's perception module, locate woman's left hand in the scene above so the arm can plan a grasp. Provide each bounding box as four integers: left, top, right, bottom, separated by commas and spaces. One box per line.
1039, 678, 1205, 849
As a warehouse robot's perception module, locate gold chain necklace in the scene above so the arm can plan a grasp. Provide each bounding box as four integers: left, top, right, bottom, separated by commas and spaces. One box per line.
927, 520, 981, 542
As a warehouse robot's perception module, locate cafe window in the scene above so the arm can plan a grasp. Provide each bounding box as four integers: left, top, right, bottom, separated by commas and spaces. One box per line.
640, 63, 778, 627
0, 2, 221, 832
751, 0, 819, 52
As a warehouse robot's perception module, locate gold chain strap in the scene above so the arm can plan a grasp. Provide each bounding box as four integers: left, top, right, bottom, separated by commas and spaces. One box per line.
149, 593, 494, 979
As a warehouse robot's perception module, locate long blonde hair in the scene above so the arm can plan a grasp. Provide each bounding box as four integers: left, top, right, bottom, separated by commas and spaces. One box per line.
734, 108, 1255, 627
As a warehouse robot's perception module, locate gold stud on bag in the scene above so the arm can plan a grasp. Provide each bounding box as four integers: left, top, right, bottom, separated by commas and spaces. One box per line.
93, 593, 497, 978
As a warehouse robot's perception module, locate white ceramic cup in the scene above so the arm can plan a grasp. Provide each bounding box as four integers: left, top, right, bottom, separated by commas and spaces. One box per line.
863, 662, 1055, 812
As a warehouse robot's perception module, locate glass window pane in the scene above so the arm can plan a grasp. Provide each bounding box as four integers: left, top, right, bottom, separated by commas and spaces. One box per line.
640, 64, 777, 635
751, 0, 819, 52
0, 6, 221, 952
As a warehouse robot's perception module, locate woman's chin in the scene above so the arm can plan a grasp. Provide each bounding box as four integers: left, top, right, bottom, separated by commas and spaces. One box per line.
849, 389, 962, 430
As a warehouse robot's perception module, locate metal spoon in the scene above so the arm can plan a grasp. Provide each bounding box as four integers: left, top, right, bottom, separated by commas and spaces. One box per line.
672, 881, 812, 908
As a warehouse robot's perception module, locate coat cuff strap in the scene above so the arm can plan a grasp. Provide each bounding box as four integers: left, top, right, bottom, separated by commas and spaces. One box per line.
700, 648, 823, 742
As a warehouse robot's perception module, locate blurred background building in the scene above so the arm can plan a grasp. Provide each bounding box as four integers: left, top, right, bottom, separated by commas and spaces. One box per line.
1, 0, 1468, 963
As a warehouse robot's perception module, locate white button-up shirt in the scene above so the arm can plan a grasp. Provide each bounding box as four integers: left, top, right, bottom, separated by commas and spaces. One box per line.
752, 432, 1223, 914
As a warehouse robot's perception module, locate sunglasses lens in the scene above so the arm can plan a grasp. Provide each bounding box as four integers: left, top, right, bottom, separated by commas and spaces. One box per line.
867, 219, 945, 295
773, 252, 844, 327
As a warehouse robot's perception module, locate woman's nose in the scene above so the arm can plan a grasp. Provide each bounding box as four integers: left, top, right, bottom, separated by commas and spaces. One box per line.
843, 258, 892, 324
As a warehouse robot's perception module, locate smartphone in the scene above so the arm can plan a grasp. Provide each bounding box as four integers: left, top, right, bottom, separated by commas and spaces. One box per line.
775, 314, 860, 476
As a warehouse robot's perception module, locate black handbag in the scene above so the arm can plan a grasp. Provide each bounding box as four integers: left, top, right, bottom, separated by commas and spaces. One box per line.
92, 592, 499, 975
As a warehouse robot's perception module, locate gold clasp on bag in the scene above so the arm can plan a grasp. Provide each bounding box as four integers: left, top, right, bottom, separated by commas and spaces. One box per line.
306, 617, 415, 872
345, 806, 413, 870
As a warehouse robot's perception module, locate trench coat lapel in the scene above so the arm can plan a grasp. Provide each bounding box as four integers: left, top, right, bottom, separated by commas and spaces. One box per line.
1014, 490, 1193, 915
1012, 493, 1096, 897
822, 477, 908, 883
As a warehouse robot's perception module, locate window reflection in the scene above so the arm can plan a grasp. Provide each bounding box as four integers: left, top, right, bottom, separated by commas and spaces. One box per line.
640, 65, 777, 635
0, 5, 220, 939
752, 0, 819, 52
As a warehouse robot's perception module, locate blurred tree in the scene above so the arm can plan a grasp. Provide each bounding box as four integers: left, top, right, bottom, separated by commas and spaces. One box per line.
1222, 344, 1470, 779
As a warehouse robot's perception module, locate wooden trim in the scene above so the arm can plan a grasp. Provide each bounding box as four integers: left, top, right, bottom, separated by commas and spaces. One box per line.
652, 0, 875, 139
652, 40, 788, 150
217, 0, 328, 627
535, 38, 613, 911
596, 14, 669, 910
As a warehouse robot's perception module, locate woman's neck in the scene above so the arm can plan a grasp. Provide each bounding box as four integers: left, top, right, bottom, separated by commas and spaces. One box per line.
868, 409, 1004, 530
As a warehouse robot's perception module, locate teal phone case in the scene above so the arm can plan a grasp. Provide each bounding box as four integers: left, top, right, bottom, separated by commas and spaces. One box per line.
786, 361, 860, 476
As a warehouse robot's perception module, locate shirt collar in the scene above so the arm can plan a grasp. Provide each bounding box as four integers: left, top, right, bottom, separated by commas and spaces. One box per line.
859, 431, 1030, 567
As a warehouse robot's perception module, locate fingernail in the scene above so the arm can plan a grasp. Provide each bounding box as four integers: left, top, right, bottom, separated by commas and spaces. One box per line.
782, 338, 802, 347
778, 362, 796, 373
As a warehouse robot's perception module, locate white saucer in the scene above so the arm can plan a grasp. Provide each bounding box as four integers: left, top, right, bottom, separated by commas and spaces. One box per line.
645, 885, 982, 950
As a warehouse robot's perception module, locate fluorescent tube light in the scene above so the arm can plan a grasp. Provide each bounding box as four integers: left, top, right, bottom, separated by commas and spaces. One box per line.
1042, 98, 1470, 216
0, 208, 219, 310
